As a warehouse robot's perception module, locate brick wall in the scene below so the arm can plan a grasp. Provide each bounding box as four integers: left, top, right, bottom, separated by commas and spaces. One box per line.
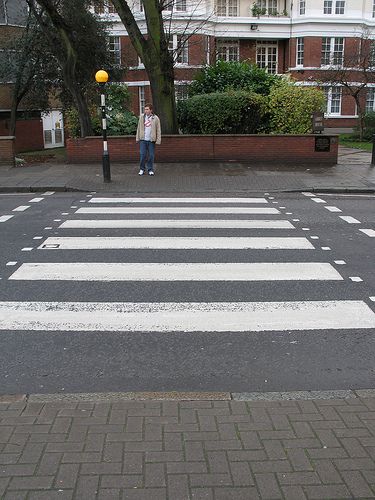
0, 118, 44, 153
66, 135, 338, 165
0, 136, 15, 167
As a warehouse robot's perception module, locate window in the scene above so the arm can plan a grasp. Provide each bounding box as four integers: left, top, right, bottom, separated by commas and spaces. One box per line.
299, 0, 305, 15
164, 0, 187, 11
216, 40, 239, 62
321, 37, 344, 66
216, 0, 238, 16
168, 35, 189, 64
256, 0, 277, 15
256, 41, 278, 74
323, 0, 332, 14
369, 41, 375, 67
109, 36, 121, 65
139, 86, 145, 114
324, 0, 345, 14
94, 1, 116, 14
324, 87, 342, 115
296, 37, 304, 66
366, 88, 375, 112
335, 0, 345, 14
175, 84, 189, 101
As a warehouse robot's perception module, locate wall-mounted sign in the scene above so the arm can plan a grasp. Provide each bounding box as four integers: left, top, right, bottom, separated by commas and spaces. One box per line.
315, 136, 330, 152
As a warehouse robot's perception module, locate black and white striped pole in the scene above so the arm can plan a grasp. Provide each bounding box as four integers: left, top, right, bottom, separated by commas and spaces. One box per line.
95, 70, 111, 183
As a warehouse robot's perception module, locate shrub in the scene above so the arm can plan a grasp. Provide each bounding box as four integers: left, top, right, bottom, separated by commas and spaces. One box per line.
64, 83, 137, 137
177, 90, 265, 134
267, 81, 325, 133
189, 60, 281, 97
352, 112, 375, 140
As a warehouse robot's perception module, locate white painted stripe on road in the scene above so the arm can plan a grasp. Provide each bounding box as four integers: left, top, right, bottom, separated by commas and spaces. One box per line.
77, 207, 280, 215
89, 197, 268, 204
339, 216, 361, 224
311, 198, 326, 204
0, 215, 14, 222
12, 206, 30, 212
9, 262, 342, 282
42, 191, 55, 196
60, 219, 295, 230
29, 197, 44, 203
38, 237, 314, 250
325, 206, 342, 213
360, 229, 375, 237
0, 300, 373, 332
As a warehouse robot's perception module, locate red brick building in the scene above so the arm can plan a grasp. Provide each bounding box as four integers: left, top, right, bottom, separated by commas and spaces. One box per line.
101, 0, 375, 131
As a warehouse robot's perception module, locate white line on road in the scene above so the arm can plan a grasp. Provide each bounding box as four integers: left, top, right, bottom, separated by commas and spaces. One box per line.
9, 262, 342, 282
349, 277, 363, 282
60, 219, 295, 230
339, 216, 361, 224
311, 198, 326, 204
38, 237, 315, 250
12, 206, 30, 212
88, 197, 268, 204
325, 206, 342, 213
0, 300, 373, 332
29, 197, 44, 203
42, 191, 55, 196
359, 229, 375, 237
0, 215, 14, 222
76, 207, 280, 215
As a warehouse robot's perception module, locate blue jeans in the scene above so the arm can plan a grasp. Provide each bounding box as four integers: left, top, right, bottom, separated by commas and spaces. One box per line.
139, 140, 155, 172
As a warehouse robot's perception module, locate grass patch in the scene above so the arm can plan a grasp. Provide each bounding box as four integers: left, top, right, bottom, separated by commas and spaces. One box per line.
339, 134, 372, 152
17, 147, 66, 164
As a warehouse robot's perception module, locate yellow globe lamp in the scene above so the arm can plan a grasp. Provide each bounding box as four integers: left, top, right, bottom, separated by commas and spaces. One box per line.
95, 70, 109, 83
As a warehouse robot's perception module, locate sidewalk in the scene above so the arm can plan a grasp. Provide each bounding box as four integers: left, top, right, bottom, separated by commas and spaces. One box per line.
1, 146, 375, 193
1, 390, 375, 499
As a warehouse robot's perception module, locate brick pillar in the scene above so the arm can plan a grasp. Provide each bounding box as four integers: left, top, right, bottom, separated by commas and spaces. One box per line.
0, 136, 15, 167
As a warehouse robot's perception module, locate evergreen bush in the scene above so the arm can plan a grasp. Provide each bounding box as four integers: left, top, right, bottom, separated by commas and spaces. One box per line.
267, 81, 325, 134
177, 90, 265, 134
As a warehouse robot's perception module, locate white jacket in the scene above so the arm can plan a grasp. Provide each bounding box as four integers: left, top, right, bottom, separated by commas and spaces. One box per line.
136, 114, 161, 144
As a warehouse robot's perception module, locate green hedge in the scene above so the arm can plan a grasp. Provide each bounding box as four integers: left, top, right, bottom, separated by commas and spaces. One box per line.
189, 60, 281, 96
267, 82, 325, 134
177, 90, 265, 134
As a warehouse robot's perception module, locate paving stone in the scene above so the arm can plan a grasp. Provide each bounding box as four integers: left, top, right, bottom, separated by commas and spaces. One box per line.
342, 470, 375, 498
167, 473, 189, 499
303, 484, 352, 498
255, 472, 283, 499
214, 487, 260, 499
121, 489, 167, 500
54, 463, 80, 489
145, 463, 166, 487
8, 476, 53, 490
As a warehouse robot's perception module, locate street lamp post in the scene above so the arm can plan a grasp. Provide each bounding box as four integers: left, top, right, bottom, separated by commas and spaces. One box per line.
95, 70, 111, 183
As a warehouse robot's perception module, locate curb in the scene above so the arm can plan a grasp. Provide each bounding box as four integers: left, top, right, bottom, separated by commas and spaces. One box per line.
1, 186, 375, 194
2, 389, 375, 404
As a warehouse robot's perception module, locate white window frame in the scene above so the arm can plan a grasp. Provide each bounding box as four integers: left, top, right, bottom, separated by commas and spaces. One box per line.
175, 83, 189, 101
216, 40, 239, 62
215, 0, 238, 17
321, 37, 344, 67
139, 86, 145, 114
323, 0, 332, 14
109, 36, 121, 65
256, 41, 278, 74
256, 0, 277, 15
299, 0, 305, 15
296, 37, 304, 67
324, 87, 342, 116
168, 34, 189, 65
335, 0, 345, 14
366, 88, 375, 113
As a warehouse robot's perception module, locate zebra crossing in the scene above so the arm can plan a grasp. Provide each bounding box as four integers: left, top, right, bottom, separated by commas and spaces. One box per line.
2, 195, 375, 333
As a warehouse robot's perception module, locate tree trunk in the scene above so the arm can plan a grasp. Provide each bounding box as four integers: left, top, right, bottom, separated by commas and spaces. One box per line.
111, 0, 179, 134
354, 95, 364, 141
147, 57, 178, 134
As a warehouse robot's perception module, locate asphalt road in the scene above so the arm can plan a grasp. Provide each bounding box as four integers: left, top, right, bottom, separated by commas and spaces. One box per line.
0, 191, 374, 395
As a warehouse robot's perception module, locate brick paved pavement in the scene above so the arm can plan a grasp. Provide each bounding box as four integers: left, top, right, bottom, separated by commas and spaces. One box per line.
2, 393, 375, 499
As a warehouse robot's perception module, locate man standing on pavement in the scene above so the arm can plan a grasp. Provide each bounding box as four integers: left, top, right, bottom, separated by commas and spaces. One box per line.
136, 104, 161, 176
